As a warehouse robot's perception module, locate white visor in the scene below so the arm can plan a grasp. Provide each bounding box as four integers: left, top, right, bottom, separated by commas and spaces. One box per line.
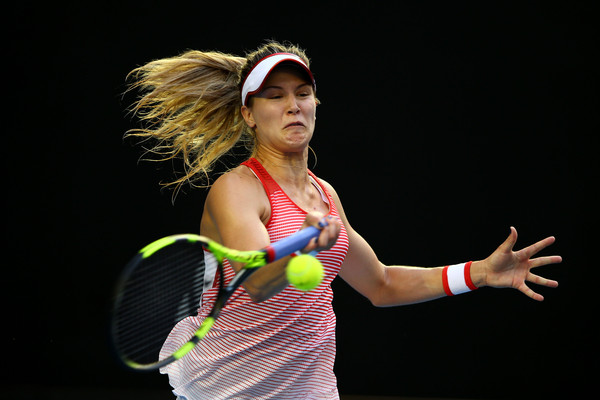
241, 52, 314, 106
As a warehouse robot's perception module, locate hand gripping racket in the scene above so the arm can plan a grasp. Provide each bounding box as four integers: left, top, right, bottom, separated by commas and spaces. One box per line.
110, 224, 323, 371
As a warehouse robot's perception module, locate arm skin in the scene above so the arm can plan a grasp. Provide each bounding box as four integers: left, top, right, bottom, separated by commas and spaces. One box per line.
319, 180, 562, 306
200, 167, 340, 302
201, 168, 561, 305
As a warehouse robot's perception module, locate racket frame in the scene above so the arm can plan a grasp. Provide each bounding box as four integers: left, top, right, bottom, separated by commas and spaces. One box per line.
112, 224, 323, 371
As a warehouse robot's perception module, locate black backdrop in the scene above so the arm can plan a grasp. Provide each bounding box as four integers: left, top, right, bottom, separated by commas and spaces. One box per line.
6, 2, 597, 399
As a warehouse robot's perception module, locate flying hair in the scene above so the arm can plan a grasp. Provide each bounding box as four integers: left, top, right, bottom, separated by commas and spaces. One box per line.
125, 40, 314, 193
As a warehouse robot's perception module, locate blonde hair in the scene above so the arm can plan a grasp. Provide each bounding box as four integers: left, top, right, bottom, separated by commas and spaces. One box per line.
125, 41, 312, 191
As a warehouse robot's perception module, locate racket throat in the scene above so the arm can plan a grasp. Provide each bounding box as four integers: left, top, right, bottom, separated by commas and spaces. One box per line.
227, 268, 256, 290
172, 316, 216, 360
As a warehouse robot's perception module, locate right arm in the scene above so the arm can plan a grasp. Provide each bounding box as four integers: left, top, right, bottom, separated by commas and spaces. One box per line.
200, 169, 339, 302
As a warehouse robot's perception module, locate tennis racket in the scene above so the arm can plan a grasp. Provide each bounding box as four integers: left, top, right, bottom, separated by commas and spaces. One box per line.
110, 224, 324, 371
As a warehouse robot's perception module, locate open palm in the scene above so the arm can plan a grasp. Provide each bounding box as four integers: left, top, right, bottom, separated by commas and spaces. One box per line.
483, 227, 562, 301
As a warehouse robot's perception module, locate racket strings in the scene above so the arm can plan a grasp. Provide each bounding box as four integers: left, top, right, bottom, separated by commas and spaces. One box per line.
113, 242, 207, 364
113, 250, 204, 323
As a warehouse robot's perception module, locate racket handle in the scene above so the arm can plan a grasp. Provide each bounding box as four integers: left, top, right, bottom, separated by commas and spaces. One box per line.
265, 220, 327, 262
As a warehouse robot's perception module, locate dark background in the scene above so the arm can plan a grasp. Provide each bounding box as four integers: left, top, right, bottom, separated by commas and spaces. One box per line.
6, 1, 597, 399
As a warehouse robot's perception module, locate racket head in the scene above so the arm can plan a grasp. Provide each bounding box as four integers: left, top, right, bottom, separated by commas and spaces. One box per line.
110, 225, 317, 371
111, 234, 219, 370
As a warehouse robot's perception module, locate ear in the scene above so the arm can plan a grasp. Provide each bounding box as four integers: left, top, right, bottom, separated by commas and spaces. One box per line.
241, 105, 256, 129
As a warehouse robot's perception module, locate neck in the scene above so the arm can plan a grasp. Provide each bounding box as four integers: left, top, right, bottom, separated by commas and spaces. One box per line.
254, 146, 310, 187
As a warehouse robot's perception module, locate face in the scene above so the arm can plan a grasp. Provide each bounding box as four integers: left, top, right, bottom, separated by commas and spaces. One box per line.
241, 66, 317, 154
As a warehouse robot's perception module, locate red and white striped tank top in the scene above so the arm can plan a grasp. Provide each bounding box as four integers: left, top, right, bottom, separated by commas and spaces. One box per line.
160, 158, 349, 399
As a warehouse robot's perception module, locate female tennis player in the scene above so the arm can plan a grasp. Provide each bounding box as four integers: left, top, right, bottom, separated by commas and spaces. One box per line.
126, 40, 562, 399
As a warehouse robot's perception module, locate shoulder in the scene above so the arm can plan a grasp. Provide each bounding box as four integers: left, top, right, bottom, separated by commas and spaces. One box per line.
211, 165, 260, 192
200, 165, 272, 252
205, 165, 269, 222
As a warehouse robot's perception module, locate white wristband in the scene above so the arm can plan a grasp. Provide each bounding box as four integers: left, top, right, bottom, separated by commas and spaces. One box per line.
442, 261, 477, 296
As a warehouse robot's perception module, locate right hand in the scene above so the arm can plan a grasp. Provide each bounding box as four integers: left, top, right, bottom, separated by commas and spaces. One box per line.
300, 212, 341, 254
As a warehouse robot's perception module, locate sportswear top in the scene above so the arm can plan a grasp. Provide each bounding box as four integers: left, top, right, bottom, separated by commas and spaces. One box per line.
160, 158, 349, 400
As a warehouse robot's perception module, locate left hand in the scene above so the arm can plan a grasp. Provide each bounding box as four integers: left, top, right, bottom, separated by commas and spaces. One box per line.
476, 227, 562, 301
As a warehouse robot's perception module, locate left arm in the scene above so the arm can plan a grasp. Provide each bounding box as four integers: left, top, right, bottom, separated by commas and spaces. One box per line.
323, 182, 562, 306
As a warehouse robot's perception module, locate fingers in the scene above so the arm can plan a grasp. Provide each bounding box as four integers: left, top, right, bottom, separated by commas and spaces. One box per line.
491, 227, 561, 301
529, 255, 563, 269
303, 211, 326, 228
519, 236, 557, 260
302, 213, 341, 253
318, 216, 341, 248
313, 216, 340, 249
498, 226, 519, 252
502, 227, 560, 262
527, 271, 559, 288
518, 282, 545, 302
518, 263, 560, 301
514, 268, 559, 302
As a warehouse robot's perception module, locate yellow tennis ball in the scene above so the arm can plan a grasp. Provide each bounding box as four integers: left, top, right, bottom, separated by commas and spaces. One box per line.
286, 254, 324, 291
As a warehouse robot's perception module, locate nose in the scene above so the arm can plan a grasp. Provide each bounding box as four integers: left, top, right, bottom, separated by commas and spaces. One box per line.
287, 96, 300, 114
